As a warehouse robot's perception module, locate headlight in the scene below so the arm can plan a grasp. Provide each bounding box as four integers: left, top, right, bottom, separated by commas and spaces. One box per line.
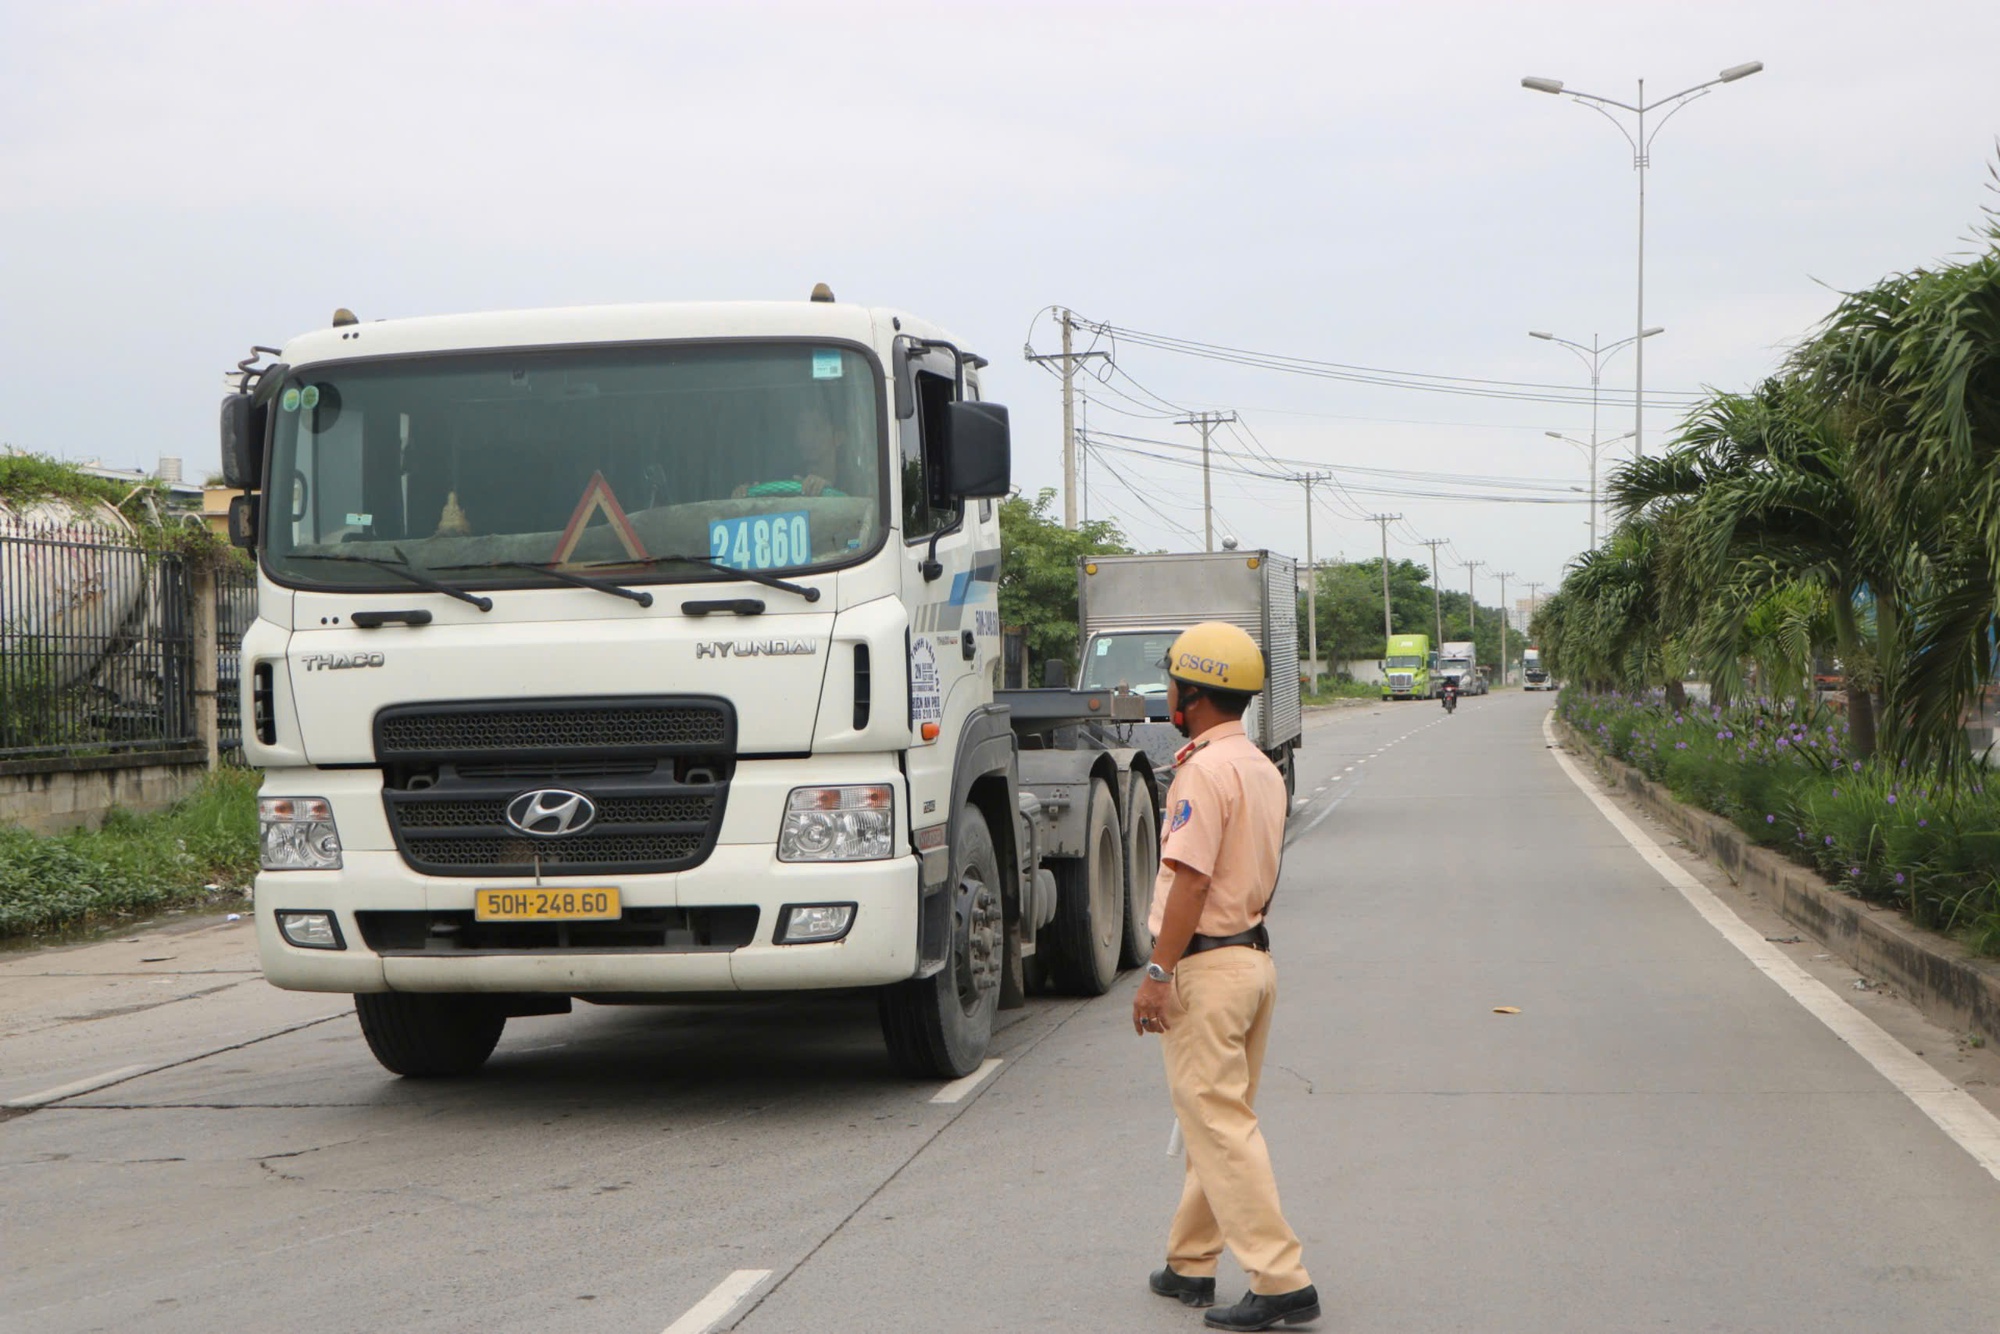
778, 785, 895, 862
260, 797, 343, 870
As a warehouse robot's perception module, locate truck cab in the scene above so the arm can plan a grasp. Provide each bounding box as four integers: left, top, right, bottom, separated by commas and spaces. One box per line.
221, 296, 1154, 1081
1382, 634, 1435, 700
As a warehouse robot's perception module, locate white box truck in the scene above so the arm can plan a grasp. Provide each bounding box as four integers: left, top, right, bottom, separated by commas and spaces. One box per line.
218, 294, 1158, 1081
1074, 550, 1303, 797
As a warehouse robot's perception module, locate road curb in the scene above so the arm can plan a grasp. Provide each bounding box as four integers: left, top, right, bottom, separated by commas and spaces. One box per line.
1552, 718, 2000, 1046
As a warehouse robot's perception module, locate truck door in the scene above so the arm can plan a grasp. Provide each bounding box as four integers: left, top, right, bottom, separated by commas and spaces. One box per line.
899, 361, 997, 824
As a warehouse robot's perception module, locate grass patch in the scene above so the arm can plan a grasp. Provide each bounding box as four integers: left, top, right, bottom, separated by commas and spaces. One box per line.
1559, 688, 2000, 957
0, 767, 260, 940
1303, 679, 1384, 703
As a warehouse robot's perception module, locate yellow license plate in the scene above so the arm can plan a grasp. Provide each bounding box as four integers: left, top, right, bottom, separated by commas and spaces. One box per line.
474, 887, 622, 922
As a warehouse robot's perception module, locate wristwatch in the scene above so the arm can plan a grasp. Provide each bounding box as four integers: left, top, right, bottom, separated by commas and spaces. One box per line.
1144, 961, 1174, 983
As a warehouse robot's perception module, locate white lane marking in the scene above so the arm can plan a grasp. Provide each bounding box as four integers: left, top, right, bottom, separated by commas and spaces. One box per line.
1293, 799, 1310, 809
929, 1057, 1003, 1104
661, 1270, 773, 1334
1543, 714, 2000, 1183
4, 1065, 152, 1110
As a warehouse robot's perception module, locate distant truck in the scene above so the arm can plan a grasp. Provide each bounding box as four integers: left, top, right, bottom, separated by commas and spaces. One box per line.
1523, 646, 1553, 691
1076, 550, 1303, 797
1382, 633, 1435, 700
1438, 640, 1485, 696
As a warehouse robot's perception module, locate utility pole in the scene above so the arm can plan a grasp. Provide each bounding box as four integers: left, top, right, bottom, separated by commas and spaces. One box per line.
1524, 581, 1544, 638
1175, 409, 1239, 551
1462, 560, 1484, 663
1494, 571, 1515, 686
1370, 515, 1401, 651
1296, 472, 1331, 691
1418, 538, 1448, 648
1023, 308, 1107, 529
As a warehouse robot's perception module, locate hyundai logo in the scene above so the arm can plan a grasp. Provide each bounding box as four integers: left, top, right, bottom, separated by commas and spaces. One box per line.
505, 789, 597, 837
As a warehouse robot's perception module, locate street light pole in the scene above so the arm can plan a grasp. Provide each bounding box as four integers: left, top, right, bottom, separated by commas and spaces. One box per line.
1522, 60, 1763, 455
1494, 571, 1515, 686
1532, 328, 1658, 539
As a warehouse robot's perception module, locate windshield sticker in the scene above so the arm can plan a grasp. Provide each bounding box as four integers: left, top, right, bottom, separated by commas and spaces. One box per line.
300, 385, 321, 411
280, 386, 301, 412
345, 512, 372, 527
811, 350, 843, 380
710, 511, 809, 571
551, 472, 650, 567
910, 636, 942, 734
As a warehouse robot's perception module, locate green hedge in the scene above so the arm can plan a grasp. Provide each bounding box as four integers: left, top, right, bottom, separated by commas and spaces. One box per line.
1559, 689, 2000, 955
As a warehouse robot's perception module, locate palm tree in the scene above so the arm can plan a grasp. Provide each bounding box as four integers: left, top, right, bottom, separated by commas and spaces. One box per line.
1792, 189, 2000, 766
1609, 377, 1905, 758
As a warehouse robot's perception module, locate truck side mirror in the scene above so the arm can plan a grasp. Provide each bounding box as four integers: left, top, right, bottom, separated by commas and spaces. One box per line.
1044, 658, 1069, 689
941, 401, 1011, 498
219, 393, 267, 489
227, 493, 259, 550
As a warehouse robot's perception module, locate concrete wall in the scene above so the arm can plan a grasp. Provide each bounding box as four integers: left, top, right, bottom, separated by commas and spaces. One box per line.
0, 756, 209, 834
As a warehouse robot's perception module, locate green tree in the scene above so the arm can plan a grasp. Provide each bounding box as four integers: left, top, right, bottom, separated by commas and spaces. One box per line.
997, 489, 1130, 674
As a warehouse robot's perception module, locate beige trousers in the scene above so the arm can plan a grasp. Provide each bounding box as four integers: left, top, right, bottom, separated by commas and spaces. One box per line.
1160, 947, 1311, 1294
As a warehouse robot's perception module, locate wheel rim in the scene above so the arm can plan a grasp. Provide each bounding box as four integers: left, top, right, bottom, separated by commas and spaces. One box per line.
952, 865, 1002, 1016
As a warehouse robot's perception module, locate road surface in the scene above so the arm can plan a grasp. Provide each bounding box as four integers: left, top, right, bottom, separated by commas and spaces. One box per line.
5, 693, 1999, 1333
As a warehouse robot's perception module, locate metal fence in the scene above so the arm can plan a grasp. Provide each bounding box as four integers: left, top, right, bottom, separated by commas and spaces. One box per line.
216, 565, 257, 758
1, 520, 245, 769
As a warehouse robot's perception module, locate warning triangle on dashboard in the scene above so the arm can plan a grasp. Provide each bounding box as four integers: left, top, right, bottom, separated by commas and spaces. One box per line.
550, 472, 650, 567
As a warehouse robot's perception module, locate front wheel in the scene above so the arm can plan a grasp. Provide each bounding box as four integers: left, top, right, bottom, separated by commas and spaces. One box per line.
879, 804, 1003, 1078
354, 993, 506, 1077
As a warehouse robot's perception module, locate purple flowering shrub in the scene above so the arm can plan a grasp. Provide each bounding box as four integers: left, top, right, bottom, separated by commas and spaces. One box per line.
1558, 689, 2000, 954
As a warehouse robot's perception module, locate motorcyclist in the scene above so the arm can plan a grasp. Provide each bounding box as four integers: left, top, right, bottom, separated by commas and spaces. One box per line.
1441, 677, 1459, 713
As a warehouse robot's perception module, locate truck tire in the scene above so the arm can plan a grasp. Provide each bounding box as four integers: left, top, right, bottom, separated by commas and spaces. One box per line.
1043, 778, 1125, 996
879, 804, 1002, 1078
1119, 772, 1159, 969
354, 992, 506, 1077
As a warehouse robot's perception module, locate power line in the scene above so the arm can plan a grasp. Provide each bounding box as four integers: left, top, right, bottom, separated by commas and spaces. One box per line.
1071, 316, 1707, 410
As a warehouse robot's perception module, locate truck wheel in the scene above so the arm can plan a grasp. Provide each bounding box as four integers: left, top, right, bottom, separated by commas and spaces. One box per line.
879, 804, 1002, 1078
1278, 746, 1297, 802
1119, 772, 1159, 969
354, 993, 506, 1077
1044, 778, 1125, 996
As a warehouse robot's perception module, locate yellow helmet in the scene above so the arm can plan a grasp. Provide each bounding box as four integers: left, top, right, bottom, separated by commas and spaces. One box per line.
1161, 622, 1266, 694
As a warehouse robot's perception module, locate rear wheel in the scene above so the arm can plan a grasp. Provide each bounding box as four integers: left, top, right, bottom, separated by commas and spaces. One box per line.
879, 805, 1002, 1078
1119, 772, 1159, 969
1043, 778, 1125, 995
354, 993, 506, 1077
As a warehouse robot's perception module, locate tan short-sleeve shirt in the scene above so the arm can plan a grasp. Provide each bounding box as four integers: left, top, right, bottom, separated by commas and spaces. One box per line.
1147, 720, 1288, 939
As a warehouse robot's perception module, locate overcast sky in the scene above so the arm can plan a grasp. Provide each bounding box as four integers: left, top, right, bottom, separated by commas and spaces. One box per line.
5, 0, 1998, 597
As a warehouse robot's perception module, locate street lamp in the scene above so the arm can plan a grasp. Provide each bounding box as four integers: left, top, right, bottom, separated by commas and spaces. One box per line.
1531, 325, 1656, 546
1547, 428, 1634, 548
1521, 60, 1764, 455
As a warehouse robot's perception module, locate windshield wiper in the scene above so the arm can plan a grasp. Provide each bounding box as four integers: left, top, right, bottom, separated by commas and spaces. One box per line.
286, 550, 494, 612
582, 553, 821, 603
432, 560, 653, 608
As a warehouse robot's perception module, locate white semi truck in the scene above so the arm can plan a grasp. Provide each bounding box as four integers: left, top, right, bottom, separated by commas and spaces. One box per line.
219, 295, 1159, 1080
1438, 640, 1485, 696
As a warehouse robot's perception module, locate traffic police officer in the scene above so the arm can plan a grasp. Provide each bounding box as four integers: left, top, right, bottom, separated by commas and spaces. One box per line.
1134, 621, 1319, 1331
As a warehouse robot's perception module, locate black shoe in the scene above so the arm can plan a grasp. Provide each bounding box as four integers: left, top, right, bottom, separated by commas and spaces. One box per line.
1203, 1285, 1321, 1331
1149, 1266, 1217, 1308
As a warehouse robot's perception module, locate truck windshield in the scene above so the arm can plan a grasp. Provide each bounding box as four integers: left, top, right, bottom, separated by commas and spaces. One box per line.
263, 342, 884, 590
1385, 655, 1424, 669
1080, 631, 1178, 694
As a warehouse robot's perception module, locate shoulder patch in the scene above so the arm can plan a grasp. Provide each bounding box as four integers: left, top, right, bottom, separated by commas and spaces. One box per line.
1169, 799, 1194, 833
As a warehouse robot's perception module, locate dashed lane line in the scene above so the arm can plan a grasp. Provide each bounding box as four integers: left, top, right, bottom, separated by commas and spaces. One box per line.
1543, 712, 2000, 1184
928, 1057, 1004, 1104
662, 1270, 773, 1334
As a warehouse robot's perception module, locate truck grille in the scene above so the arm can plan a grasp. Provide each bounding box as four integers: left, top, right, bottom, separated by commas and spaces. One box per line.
375, 697, 732, 763
376, 697, 734, 877
1389, 673, 1413, 691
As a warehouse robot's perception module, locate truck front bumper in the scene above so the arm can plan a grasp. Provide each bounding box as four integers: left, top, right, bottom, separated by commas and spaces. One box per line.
256, 844, 921, 996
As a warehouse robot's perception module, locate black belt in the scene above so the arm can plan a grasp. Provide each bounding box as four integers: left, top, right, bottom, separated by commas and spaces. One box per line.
1184, 923, 1270, 957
